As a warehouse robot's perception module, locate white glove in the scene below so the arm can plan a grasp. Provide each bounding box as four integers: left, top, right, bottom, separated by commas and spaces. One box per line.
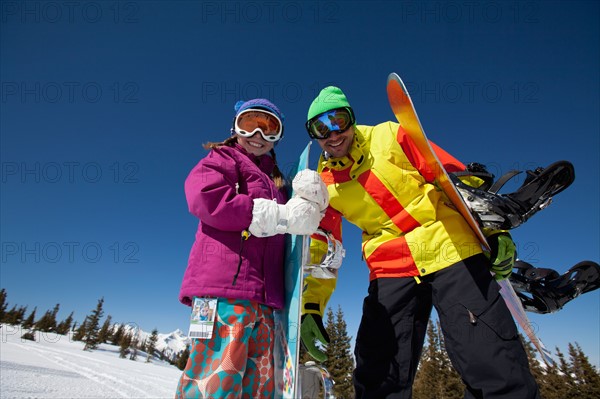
286, 197, 322, 235
248, 198, 284, 237
292, 170, 329, 211
249, 197, 322, 237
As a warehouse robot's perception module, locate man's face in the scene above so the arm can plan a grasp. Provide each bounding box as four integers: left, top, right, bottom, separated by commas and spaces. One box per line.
316, 125, 355, 159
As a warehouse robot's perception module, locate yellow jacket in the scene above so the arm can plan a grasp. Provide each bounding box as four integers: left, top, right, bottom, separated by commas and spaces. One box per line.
303, 122, 483, 315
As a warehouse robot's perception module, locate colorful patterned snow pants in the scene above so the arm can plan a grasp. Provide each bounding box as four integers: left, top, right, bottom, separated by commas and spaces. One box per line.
175, 298, 275, 399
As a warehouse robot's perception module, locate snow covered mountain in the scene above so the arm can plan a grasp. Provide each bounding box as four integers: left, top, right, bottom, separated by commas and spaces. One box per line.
157, 329, 189, 357
113, 323, 190, 361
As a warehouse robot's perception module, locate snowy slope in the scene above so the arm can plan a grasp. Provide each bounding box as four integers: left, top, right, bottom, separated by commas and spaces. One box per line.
0, 324, 183, 398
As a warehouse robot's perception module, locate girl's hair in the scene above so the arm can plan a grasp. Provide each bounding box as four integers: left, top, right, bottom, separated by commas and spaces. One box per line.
203, 136, 285, 189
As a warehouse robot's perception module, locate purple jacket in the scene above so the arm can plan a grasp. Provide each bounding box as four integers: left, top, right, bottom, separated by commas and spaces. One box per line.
179, 144, 287, 309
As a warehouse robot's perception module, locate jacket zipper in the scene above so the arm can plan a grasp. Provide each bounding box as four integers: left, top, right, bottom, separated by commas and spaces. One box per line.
232, 230, 250, 286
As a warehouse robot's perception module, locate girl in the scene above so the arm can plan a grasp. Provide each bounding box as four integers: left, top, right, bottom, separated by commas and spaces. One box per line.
175, 98, 326, 398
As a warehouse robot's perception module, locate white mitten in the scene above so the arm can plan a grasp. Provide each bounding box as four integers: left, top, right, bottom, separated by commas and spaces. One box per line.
249, 197, 323, 237
292, 170, 329, 211
285, 197, 322, 235
248, 198, 287, 237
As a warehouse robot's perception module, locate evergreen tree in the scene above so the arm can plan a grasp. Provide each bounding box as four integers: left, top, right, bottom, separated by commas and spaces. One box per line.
129, 331, 139, 361
83, 298, 104, 351
34, 304, 60, 332
22, 307, 37, 330
49, 304, 60, 330
521, 335, 545, 382
565, 342, 600, 399
556, 346, 576, 392
21, 330, 36, 341
436, 321, 463, 398
56, 312, 74, 335
3, 305, 27, 325
72, 318, 87, 341
413, 320, 463, 399
0, 288, 8, 321
413, 322, 441, 399
119, 332, 132, 359
324, 306, 354, 399
176, 347, 190, 370
97, 315, 113, 344
542, 353, 569, 399
111, 323, 125, 345
146, 328, 159, 363
520, 334, 575, 399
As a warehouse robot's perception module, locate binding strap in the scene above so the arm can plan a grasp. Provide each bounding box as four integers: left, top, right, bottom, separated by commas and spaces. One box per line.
489, 170, 522, 194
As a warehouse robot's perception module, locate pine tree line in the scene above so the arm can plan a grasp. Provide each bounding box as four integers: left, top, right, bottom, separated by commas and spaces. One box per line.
412, 320, 600, 399
0, 288, 189, 369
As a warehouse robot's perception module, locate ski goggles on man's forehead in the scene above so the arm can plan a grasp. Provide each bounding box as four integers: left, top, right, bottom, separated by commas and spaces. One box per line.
305, 107, 356, 140
233, 109, 283, 142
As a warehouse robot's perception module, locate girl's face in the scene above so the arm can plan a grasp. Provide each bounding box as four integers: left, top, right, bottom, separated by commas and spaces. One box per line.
237, 133, 275, 157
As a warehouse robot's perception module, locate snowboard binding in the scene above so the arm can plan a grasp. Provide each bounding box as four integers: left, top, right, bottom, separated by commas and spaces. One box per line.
509, 260, 600, 314
452, 161, 575, 230
303, 229, 345, 279
298, 362, 335, 399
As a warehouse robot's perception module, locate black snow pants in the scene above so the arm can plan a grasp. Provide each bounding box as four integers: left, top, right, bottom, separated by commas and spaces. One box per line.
353, 254, 541, 399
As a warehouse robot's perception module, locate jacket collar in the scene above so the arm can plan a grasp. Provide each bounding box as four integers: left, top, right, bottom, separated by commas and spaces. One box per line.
233, 143, 275, 175
319, 127, 367, 174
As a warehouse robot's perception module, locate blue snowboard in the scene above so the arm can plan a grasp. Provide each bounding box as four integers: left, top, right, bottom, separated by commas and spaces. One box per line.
274, 142, 312, 398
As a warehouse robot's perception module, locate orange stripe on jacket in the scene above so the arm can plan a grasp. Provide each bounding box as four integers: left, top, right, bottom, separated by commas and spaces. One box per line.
365, 236, 420, 280
356, 170, 421, 234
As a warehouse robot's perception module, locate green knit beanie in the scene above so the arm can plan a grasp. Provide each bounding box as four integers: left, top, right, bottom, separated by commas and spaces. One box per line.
307, 86, 351, 121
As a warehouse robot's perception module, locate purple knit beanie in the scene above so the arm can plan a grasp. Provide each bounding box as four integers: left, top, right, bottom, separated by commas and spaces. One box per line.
234, 98, 285, 122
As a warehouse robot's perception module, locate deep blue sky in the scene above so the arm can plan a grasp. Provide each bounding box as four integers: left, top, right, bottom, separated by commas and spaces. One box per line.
2, 1, 598, 366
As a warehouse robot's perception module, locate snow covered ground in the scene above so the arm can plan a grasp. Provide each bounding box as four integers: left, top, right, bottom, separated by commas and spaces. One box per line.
0, 324, 182, 398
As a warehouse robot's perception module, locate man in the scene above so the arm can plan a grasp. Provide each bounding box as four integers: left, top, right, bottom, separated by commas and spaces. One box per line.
299, 86, 540, 398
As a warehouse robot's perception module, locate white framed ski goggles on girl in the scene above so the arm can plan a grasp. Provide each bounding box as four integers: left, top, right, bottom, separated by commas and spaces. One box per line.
305, 107, 356, 140
232, 109, 284, 143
